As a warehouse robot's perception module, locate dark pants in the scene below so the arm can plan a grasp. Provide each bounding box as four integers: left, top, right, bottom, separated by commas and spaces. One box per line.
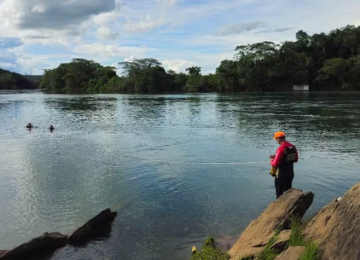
275, 171, 294, 198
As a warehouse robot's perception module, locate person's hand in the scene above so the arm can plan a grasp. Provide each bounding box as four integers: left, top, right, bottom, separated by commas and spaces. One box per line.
270, 155, 275, 159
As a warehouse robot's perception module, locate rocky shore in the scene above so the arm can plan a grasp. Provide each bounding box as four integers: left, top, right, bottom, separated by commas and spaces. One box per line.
193, 182, 360, 260
0, 209, 117, 260
2, 183, 360, 260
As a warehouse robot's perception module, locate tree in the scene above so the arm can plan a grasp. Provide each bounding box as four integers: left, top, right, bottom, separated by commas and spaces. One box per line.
186, 66, 201, 76
0, 68, 36, 90
37, 24, 360, 93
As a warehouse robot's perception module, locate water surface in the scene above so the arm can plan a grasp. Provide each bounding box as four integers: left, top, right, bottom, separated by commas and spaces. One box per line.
0, 93, 359, 260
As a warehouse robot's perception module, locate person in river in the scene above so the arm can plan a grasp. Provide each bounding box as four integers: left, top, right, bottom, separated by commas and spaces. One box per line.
270, 131, 298, 199
49, 125, 55, 132
26, 123, 33, 129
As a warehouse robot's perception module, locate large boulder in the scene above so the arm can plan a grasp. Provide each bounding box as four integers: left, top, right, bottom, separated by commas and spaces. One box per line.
303, 182, 360, 260
275, 246, 305, 260
228, 189, 314, 260
68, 208, 117, 245
0, 233, 68, 260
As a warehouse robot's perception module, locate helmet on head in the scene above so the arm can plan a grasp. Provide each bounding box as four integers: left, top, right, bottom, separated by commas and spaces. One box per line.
273, 131, 286, 139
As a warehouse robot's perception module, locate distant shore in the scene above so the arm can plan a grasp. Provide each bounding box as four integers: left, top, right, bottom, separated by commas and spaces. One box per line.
0, 89, 42, 94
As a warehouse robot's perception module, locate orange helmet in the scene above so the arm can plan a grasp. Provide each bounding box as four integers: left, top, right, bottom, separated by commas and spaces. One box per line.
273, 131, 286, 139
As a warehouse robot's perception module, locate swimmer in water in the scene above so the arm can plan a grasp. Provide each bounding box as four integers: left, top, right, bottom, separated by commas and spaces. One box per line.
26, 123, 33, 129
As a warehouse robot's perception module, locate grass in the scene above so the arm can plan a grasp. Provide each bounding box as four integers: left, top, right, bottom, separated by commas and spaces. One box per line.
193, 217, 320, 260
247, 218, 320, 260
190, 237, 230, 260
255, 229, 281, 260
299, 242, 320, 260
289, 217, 304, 246
289, 217, 320, 260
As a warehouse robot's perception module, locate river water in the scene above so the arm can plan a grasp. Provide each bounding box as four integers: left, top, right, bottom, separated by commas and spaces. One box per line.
0, 92, 359, 260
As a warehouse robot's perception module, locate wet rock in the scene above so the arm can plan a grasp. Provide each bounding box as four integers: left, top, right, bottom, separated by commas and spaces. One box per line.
303, 182, 360, 260
271, 230, 291, 251
228, 189, 314, 260
68, 208, 117, 245
0, 233, 68, 260
274, 246, 305, 260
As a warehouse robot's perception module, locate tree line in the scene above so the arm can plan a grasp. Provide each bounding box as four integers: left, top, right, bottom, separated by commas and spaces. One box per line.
0, 68, 37, 90
39, 25, 360, 93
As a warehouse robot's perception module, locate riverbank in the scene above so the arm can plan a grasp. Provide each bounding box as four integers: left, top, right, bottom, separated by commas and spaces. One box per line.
0, 209, 117, 260
192, 182, 360, 260
3, 184, 359, 260
0, 89, 41, 94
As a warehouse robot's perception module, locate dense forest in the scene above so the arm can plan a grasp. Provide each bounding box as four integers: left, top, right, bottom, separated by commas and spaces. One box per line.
40, 25, 360, 93
24, 75, 42, 88
0, 69, 36, 90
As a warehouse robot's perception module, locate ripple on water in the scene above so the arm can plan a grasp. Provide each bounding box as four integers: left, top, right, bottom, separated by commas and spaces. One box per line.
0, 93, 359, 259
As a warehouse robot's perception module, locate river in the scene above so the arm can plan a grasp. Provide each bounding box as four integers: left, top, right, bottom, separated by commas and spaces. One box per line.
0, 92, 359, 260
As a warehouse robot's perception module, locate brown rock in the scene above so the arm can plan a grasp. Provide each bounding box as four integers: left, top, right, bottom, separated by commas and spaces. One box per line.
228, 189, 314, 260
303, 182, 360, 260
0, 233, 68, 260
0, 251, 9, 258
271, 230, 291, 251
275, 246, 305, 260
68, 208, 117, 245
216, 235, 238, 251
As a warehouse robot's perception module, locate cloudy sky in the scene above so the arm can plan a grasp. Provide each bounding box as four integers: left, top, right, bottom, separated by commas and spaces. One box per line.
0, 0, 360, 75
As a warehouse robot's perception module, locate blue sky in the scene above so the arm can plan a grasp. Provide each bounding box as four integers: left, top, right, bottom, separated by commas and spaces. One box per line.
0, 0, 360, 75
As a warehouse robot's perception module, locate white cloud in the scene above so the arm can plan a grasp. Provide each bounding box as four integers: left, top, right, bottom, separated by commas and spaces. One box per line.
96, 26, 120, 40
162, 59, 195, 73
73, 43, 154, 61
1, 0, 360, 75
156, 0, 183, 8
0, 62, 17, 70
123, 15, 167, 33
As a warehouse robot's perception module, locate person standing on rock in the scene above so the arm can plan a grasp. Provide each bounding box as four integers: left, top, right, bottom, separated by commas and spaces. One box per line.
270, 132, 298, 198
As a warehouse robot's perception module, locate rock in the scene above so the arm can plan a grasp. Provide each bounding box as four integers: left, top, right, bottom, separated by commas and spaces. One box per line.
0, 233, 68, 260
228, 189, 314, 260
216, 235, 238, 251
0, 252, 9, 258
68, 208, 117, 245
303, 182, 360, 260
274, 246, 305, 260
271, 230, 291, 251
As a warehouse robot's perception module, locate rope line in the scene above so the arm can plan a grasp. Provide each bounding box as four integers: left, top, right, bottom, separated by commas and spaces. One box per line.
136, 158, 269, 165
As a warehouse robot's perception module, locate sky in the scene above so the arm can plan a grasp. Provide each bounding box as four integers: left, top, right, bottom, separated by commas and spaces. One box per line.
0, 0, 360, 75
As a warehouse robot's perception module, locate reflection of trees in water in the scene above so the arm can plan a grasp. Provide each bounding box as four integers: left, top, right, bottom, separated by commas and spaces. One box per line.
121, 96, 168, 126
213, 94, 360, 144
44, 97, 117, 123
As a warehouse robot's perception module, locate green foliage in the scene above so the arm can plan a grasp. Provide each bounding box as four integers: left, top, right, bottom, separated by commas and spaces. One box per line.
299, 243, 320, 260
40, 59, 117, 93
24, 75, 42, 87
256, 229, 281, 260
289, 217, 320, 260
186, 66, 202, 76
0, 68, 36, 90
289, 217, 304, 246
38, 24, 360, 93
190, 238, 229, 260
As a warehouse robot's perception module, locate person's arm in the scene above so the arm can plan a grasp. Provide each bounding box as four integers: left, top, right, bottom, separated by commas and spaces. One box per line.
294, 146, 299, 163
271, 147, 285, 167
